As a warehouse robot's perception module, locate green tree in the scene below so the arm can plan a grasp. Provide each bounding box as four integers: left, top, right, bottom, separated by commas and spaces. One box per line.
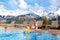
43, 16, 48, 26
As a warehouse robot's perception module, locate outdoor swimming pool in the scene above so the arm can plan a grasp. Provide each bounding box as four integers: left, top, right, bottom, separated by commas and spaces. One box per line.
0, 30, 60, 40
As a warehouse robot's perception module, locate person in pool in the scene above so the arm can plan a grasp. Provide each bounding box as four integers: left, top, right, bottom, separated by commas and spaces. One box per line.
33, 19, 38, 29
23, 26, 30, 39
4, 26, 7, 31
24, 26, 30, 33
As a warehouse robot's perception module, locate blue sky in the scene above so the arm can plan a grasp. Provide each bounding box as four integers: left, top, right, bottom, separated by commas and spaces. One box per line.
25, 0, 51, 7
0, 0, 60, 16
0, 0, 60, 10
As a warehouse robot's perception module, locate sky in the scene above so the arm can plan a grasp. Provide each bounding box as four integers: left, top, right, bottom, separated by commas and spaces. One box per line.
0, 0, 60, 16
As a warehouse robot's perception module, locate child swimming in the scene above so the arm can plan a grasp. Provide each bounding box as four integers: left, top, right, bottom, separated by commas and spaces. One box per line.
4, 26, 7, 31
24, 26, 30, 33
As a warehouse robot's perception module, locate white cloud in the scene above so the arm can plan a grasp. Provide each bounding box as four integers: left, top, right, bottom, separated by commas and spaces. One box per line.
0, 0, 30, 16
0, 5, 28, 16
0, 0, 25, 16
0, 6, 12, 16
55, 9, 60, 15
29, 3, 46, 16
8, 0, 28, 9
0, 0, 49, 16
49, 0, 60, 12
49, 0, 60, 6
49, 0, 57, 6
0, 0, 46, 16
48, 5, 58, 12
8, 0, 19, 6
18, 0, 28, 9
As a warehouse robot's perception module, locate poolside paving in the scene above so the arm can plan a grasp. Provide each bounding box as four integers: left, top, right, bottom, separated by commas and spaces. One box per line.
0, 26, 60, 34
35, 29, 60, 34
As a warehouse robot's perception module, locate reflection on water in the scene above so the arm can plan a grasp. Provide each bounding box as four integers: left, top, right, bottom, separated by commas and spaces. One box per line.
0, 30, 60, 40
23, 32, 30, 40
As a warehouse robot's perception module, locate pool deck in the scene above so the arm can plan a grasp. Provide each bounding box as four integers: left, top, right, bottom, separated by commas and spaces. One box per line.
35, 29, 60, 34
0, 26, 60, 34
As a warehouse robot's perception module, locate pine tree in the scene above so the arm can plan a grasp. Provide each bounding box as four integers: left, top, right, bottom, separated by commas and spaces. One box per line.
43, 16, 48, 26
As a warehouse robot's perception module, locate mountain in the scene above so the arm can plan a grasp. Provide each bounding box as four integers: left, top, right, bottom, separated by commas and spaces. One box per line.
17, 13, 43, 21
0, 9, 60, 21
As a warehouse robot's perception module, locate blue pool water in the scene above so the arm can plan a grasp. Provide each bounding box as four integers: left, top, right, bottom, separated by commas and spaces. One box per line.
0, 30, 60, 40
